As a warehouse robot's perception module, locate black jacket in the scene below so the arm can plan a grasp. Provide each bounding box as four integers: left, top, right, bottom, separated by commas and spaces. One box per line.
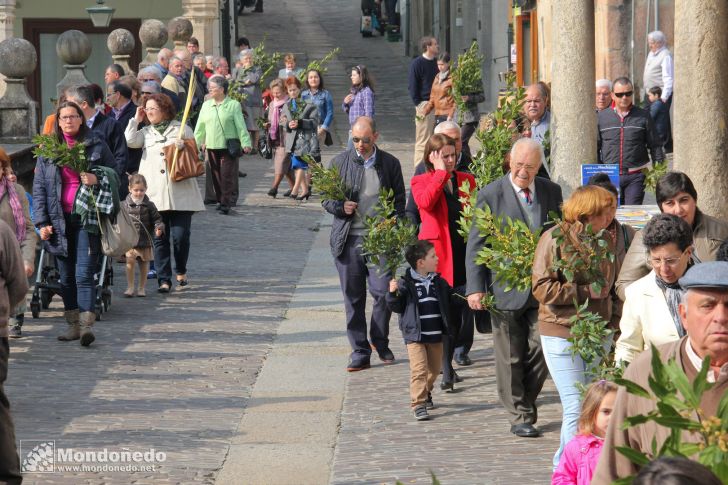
386, 270, 455, 342
597, 106, 664, 174
91, 112, 129, 176
113, 101, 143, 175
322, 147, 406, 257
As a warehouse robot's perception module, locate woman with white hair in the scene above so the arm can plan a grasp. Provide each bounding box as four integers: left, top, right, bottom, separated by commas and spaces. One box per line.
643, 30, 673, 107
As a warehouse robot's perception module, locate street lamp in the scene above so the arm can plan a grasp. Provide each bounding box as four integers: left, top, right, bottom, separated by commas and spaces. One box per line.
86, 0, 115, 28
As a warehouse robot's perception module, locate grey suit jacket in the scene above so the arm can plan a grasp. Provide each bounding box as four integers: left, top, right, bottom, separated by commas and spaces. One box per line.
465, 174, 563, 311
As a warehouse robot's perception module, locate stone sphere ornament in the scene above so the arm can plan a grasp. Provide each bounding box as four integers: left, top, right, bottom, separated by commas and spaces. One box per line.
139, 19, 168, 48
107, 28, 135, 56
168, 17, 193, 43
56, 30, 92, 65
0, 38, 37, 78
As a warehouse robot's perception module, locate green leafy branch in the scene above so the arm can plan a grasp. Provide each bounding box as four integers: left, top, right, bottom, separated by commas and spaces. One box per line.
612, 345, 728, 484
296, 48, 341, 84
471, 204, 541, 292
32, 134, 88, 173
452, 41, 484, 124
306, 156, 348, 202
643, 160, 668, 195
469, 71, 524, 191
361, 188, 418, 278
549, 215, 615, 295
252, 40, 283, 88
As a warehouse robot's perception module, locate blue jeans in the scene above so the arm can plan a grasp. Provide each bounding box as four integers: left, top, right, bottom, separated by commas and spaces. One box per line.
153, 211, 193, 285
540, 335, 609, 469
55, 214, 101, 313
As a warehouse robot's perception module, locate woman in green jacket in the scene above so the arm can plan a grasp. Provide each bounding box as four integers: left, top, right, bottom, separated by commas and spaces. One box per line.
194, 75, 252, 215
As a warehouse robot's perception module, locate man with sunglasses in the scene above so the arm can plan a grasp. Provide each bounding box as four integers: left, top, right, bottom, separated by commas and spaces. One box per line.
597, 76, 665, 205
322, 116, 406, 372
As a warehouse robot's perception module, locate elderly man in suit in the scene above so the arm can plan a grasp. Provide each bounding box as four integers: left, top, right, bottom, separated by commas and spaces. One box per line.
465, 137, 563, 437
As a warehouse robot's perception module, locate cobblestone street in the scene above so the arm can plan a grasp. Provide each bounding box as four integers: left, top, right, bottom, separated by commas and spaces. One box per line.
6, 0, 561, 483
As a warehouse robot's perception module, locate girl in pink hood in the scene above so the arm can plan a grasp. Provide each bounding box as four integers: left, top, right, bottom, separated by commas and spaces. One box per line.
552, 380, 618, 485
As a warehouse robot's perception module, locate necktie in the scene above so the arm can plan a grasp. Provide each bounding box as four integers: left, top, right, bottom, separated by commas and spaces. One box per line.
522, 188, 532, 205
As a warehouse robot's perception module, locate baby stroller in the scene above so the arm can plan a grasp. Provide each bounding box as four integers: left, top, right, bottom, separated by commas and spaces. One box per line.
30, 249, 114, 321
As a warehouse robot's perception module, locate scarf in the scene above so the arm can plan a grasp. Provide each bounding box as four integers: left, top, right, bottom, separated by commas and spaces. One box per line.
152, 120, 171, 136
268, 96, 289, 140
655, 275, 686, 337
72, 167, 115, 234
410, 268, 437, 294
0, 177, 25, 243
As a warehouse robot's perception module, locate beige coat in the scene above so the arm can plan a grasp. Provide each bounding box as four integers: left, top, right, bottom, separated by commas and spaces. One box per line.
614, 270, 681, 364
124, 119, 205, 212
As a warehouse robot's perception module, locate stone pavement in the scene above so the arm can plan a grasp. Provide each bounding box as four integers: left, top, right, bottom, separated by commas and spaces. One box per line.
5, 0, 561, 484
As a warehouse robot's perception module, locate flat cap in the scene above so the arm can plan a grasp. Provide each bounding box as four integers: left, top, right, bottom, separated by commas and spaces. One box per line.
679, 261, 728, 290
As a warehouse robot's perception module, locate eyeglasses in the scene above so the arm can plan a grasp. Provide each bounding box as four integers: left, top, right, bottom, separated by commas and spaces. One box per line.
138, 78, 154, 82
648, 251, 686, 268
106, 92, 117, 98
352, 137, 371, 144
614, 91, 633, 98
59, 115, 81, 122
144, 107, 160, 112
141, 91, 155, 95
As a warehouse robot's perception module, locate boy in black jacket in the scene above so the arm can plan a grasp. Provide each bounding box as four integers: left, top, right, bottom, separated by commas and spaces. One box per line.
386, 240, 453, 421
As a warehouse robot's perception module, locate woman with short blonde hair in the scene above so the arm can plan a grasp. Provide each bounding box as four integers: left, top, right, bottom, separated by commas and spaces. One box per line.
532, 184, 618, 470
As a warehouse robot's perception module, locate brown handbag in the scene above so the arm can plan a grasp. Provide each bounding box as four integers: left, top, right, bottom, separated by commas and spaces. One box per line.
162, 139, 205, 182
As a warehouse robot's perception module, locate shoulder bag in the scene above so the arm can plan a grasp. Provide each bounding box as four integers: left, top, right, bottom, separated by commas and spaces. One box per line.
215, 104, 243, 158
258, 135, 273, 159
162, 138, 205, 182
100, 207, 137, 257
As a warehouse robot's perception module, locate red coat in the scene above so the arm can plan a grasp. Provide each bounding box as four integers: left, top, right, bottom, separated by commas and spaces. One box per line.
411, 169, 475, 286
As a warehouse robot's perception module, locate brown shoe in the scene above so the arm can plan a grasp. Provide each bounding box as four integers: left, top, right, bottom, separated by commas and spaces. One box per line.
79, 311, 96, 347
58, 309, 80, 341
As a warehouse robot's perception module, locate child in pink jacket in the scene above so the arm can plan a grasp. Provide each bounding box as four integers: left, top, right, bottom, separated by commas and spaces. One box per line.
552, 380, 618, 485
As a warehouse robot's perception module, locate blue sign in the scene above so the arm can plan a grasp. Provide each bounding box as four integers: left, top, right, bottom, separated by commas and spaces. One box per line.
581, 164, 620, 204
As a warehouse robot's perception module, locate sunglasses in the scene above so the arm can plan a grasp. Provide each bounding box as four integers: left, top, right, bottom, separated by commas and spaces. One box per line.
141, 91, 155, 95
614, 91, 633, 98
352, 137, 371, 144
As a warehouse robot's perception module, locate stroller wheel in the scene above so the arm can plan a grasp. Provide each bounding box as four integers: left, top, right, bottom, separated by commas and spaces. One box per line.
103, 292, 111, 312
40, 289, 52, 309
30, 301, 40, 319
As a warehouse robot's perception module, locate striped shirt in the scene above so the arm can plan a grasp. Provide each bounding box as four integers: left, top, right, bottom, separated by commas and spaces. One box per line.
411, 270, 444, 343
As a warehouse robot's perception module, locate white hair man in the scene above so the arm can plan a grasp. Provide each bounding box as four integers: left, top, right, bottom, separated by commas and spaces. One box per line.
596, 78, 612, 111
643, 30, 673, 106
465, 137, 563, 438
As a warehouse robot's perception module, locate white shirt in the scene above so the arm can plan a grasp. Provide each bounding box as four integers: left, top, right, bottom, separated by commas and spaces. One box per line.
685, 338, 722, 383
509, 176, 536, 206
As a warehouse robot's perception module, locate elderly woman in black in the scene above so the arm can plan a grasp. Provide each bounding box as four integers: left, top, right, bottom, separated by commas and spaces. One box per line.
33, 101, 118, 346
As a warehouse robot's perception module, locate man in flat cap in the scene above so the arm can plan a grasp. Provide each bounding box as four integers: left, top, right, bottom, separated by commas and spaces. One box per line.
593, 261, 728, 483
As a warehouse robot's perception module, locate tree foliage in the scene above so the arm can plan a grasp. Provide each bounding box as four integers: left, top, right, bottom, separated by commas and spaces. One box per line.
361, 189, 418, 278
32, 134, 88, 173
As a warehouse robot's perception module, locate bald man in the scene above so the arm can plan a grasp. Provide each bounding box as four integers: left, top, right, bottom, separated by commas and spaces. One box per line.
322, 116, 406, 372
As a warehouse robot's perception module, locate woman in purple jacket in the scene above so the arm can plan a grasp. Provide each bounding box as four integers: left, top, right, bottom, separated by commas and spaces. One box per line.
342, 65, 375, 148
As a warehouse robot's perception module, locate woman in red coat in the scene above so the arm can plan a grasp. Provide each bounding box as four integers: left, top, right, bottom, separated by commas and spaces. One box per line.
411, 133, 475, 390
